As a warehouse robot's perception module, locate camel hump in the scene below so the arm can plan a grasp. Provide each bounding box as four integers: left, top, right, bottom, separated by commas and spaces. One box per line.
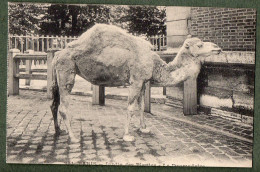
67, 24, 153, 51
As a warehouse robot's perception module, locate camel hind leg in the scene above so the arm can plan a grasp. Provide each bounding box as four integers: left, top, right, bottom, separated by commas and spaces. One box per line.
138, 83, 150, 134
52, 58, 78, 143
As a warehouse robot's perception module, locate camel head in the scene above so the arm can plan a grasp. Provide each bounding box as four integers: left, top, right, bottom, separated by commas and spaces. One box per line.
161, 37, 222, 86
183, 37, 222, 59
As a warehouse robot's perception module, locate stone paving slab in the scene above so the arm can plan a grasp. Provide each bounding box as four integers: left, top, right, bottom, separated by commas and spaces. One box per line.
6, 90, 253, 167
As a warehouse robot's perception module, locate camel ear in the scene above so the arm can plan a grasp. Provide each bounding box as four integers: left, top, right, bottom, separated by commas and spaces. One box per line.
184, 35, 192, 48
184, 42, 190, 49
187, 35, 192, 39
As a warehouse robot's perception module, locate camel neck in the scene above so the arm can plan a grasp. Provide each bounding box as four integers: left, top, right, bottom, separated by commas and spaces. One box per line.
151, 47, 201, 86
167, 47, 195, 72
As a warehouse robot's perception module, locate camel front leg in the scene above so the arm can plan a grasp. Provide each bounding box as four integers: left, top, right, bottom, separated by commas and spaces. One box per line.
123, 81, 143, 142
59, 94, 79, 143
123, 101, 136, 142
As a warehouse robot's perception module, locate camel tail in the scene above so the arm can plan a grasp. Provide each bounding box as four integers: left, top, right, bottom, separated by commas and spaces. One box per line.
50, 66, 60, 135
51, 68, 60, 107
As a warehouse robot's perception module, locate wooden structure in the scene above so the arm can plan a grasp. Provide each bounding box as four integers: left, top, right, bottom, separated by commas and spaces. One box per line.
8, 35, 78, 53
91, 78, 197, 115
8, 34, 166, 53
8, 48, 197, 115
8, 49, 59, 99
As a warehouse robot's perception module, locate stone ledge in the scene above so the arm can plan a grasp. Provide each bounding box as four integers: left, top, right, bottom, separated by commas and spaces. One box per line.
159, 50, 255, 65
205, 51, 255, 64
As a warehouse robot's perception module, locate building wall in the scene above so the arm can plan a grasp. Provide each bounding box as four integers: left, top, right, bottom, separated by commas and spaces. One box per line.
166, 7, 191, 48
165, 7, 255, 125
190, 7, 256, 51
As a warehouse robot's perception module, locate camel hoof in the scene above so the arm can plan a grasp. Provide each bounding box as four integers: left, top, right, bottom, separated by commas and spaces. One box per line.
70, 136, 80, 143
123, 135, 135, 142
140, 128, 150, 134
55, 127, 62, 135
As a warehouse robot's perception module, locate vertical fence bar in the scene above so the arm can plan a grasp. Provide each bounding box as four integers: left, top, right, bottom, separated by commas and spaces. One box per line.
32, 35, 35, 51
41, 36, 44, 52
144, 81, 151, 113
20, 37, 24, 53
14, 36, 17, 49
26, 36, 29, 51
49, 36, 52, 49
8, 49, 20, 95
158, 35, 161, 51
8, 35, 12, 49
183, 77, 197, 115
63, 36, 66, 48
36, 35, 39, 51
55, 35, 58, 49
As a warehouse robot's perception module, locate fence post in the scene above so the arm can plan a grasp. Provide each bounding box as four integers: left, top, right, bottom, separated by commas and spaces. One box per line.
8, 49, 20, 95
163, 87, 166, 95
183, 77, 197, 115
47, 48, 60, 99
92, 85, 105, 105
144, 81, 151, 113
25, 50, 34, 85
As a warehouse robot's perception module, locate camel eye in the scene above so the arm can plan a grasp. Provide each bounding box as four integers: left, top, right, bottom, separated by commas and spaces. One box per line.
197, 44, 203, 48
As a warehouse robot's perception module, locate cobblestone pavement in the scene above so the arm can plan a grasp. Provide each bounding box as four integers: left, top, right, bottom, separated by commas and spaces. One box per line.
6, 90, 253, 167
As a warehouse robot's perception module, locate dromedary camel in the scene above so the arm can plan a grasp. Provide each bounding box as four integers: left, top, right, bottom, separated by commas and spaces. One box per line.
50, 24, 221, 142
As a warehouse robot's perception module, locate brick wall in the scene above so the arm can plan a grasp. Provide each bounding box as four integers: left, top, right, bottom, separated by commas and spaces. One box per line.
190, 7, 256, 51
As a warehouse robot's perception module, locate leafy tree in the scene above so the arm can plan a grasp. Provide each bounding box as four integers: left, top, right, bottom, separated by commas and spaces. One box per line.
109, 5, 129, 30
40, 4, 110, 36
123, 6, 166, 36
8, 3, 47, 35
8, 3, 166, 37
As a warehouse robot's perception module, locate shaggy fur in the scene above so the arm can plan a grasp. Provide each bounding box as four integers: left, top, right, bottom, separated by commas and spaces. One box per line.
51, 24, 221, 142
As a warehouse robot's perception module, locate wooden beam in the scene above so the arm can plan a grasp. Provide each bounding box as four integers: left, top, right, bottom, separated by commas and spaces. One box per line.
14, 54, 47, 60
183, 77, 197, 115
19, 68, 47, 73
14, 74, 47, 80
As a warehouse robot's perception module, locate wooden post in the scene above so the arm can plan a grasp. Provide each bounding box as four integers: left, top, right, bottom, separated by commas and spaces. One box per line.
47, 49, 60, 99
144, 81, 151, 113
8, 49, 20, 95
25, 50, 34, 85
25, 60, 32, 85
92, 85, 105, 105
163, 87, 166, 95
183, 77, 197, 115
